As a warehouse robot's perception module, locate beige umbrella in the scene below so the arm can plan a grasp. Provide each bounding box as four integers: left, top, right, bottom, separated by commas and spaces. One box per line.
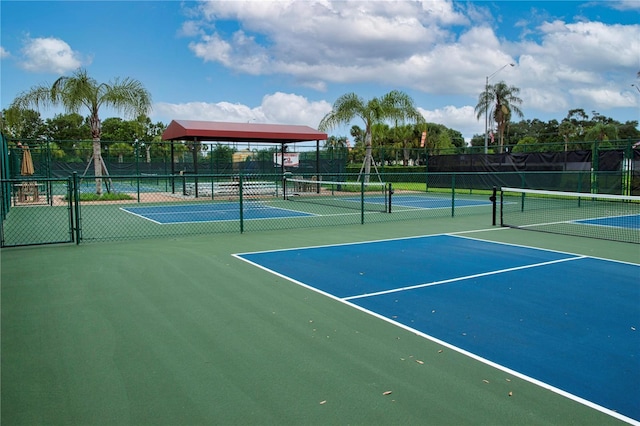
20, 144, 35, 176
18, 144, 37, 202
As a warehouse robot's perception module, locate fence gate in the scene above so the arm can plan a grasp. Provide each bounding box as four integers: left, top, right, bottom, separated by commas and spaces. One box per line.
1, 177, 76, 247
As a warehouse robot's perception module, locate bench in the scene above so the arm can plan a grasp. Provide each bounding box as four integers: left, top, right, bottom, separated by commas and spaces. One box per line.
184, 181, 278, 197
14, 182, 42, 203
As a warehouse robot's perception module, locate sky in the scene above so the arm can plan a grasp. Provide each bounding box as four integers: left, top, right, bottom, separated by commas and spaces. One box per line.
1, 0, 639, 146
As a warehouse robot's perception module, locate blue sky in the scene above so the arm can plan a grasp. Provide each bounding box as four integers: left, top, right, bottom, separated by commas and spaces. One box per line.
1, 0, 639, 145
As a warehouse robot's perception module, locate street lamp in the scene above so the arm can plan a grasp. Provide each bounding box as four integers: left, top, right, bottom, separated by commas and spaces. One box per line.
484, 63, 515, 154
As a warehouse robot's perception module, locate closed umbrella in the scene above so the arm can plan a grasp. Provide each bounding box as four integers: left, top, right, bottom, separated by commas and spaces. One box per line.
18, 144, 37, 202
20, 144, 35, 176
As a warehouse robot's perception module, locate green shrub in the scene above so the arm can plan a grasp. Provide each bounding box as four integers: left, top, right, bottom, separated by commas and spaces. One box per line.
65, 192, 134, 202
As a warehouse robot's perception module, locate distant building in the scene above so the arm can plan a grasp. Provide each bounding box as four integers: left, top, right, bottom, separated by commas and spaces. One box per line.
233, 149, 252, 163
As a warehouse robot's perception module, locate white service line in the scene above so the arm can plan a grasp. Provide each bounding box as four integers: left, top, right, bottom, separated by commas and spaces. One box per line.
343, 255, 587, 301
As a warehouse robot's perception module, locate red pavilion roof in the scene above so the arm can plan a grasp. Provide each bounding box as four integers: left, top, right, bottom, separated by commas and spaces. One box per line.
162, 120, 327, 144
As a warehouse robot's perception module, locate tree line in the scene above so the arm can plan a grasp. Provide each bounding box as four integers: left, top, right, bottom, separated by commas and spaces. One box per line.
2, 69, 638, 191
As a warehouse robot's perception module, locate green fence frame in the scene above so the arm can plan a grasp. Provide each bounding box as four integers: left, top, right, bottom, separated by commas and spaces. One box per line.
2, 170, 637, 248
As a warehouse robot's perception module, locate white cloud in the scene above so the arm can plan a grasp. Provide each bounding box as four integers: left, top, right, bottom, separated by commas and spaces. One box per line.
511, 20, 640, 113
152, 92, 332, 129
260, 92, 332, 125
179, 20, 204, 38
153, 101, 259, 123
185, 1, 639, 116
190, 0, 460, 82
519, 87, 568, 113
174, 1, 639, 140
419, 105, 482, 142
535, 21, 639, 71
608, 1, 640, 11
189, 34, 233, 66
569, 87, 637, 109
0, 46, 9, 59
19, 36, 85, 74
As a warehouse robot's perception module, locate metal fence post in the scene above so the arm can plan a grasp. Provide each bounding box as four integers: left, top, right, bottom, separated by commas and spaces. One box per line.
361, 180, 365, 224
239, 173, 244, 233
72, 172, 81, 244
451, 173, 456, 217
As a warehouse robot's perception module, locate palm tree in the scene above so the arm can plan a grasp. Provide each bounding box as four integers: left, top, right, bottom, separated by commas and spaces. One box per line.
584, 122, 619, 146
324, 135, 348, 150
475, 81, 523, 153
318, 90, 423, 182
393, 124, 416, 166
10, 68, 151, 194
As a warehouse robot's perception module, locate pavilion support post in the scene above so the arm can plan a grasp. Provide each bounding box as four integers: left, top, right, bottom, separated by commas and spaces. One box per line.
281, 143, 285, 176
170, 141, 175, 194
193, 137, 199, 198
316, 140, 320, 180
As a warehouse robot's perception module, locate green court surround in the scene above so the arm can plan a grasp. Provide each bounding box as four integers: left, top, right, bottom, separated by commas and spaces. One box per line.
2, 216, 637, 425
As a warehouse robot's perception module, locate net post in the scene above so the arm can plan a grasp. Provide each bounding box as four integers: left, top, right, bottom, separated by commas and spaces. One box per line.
499, 188, 504, 226
72, 172, 81, 244
387, 183, 393, 213
361, 180, 365, 224
490, 186, 497, 226
451, 173, 456, 217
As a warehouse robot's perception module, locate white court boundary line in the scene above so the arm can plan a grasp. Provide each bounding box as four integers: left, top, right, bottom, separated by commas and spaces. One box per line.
119, 203, 319, 224
343, 255, 586, 301
233, 232, 640, 425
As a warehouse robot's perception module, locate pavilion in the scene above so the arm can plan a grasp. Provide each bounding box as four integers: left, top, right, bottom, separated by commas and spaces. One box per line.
161, 120, 328, 175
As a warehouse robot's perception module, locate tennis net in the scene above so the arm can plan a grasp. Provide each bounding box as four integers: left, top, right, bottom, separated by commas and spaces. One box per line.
500, 187, 640, 244
283, 177, 390, 213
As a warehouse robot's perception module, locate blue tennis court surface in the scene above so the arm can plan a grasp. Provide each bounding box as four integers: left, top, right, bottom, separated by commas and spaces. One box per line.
122, 203, 314, 224
294, 195, 491, 209
393, 195, 491, 209
576, 214, 640, 230
236, 235, 640, 423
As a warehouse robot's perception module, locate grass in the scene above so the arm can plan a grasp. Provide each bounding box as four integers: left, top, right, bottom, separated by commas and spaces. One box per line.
66, 192, 135, 202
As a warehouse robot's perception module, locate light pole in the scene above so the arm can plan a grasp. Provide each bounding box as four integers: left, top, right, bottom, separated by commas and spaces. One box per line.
484, 63, 515, 154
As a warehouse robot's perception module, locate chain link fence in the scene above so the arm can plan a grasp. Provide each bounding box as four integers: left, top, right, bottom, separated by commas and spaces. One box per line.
3, 169, 636, 247
1, 177, 75, 246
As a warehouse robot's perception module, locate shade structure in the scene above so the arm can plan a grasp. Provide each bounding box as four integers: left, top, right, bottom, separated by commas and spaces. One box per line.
162, 120, 327, 143
20, 145, 34, 176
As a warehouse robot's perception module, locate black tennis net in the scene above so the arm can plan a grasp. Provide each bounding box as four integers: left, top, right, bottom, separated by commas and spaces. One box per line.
500, 187, 640, 244
283, 177, 390, 213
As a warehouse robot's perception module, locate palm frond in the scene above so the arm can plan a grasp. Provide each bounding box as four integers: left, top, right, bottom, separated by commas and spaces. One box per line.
10, 85, 55, 111
318, 92, 364, 131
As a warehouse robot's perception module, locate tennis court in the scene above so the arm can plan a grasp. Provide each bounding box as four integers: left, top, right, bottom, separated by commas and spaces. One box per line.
119, 195, 492, 225
122, 202, 315, 224
118, 189, 492, 227
392, 194, 492, 210
2, 196, 639, 424
500, 188, 640, 244
576, 214, 640, 229
236, 234, 640, 423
